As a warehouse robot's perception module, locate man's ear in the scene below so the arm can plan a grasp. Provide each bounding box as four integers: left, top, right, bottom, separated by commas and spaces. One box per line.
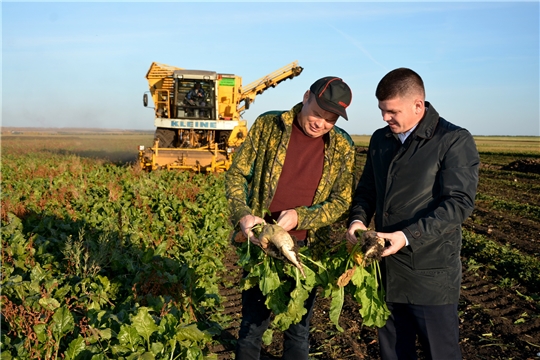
414, 98, 424, 115
302, 90, 310, 104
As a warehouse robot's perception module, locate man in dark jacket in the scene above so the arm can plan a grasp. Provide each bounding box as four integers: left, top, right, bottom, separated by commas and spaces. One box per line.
346, 68, 479, 359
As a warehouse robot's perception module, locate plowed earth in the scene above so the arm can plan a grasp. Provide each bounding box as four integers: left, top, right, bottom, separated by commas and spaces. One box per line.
213, 154, 540, 360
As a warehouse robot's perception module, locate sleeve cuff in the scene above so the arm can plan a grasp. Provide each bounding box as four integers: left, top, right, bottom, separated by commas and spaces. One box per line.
400, 231, 409, 247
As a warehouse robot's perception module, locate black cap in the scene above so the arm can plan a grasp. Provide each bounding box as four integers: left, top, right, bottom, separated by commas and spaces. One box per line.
310, 77, 352, 120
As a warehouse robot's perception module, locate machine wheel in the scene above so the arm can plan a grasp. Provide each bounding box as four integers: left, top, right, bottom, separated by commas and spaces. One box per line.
154, 127, 176, 148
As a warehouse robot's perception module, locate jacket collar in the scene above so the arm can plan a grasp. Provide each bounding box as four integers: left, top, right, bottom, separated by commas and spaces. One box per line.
280, 102, 303, 127
414, 101, 439, 140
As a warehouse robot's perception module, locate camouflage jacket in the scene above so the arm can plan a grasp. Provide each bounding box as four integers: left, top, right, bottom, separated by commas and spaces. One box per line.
225, 102, 356, 245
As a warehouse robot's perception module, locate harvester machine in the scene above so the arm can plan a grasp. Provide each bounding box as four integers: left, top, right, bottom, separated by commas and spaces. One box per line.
138, 61, 303, 172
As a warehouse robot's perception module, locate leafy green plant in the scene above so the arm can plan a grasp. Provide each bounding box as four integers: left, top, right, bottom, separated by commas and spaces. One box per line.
340, 240, 390, 328
462, 229, 540, 291
235, 228, 390, 336
1, 150, 233, 359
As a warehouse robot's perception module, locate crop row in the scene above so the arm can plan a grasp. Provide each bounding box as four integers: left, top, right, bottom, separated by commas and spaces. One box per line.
461, 229, 540, 291
475, 193, 540, 222
1, 151, 232, 359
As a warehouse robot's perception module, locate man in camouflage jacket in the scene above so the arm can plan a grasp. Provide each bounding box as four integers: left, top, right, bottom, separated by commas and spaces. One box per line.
225, 77, 356, 360
226, 107, 356, 245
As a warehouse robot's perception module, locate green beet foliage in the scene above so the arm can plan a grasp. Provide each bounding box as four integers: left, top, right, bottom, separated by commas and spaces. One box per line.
1, 151, 230, 359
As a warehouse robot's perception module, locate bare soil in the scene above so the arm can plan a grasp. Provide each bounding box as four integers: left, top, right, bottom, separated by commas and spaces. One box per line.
213, 155, 540, 360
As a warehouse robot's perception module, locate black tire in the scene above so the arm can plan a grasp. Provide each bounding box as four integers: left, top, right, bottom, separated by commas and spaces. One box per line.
143, 93, 148, 107
154, 127, 176, 148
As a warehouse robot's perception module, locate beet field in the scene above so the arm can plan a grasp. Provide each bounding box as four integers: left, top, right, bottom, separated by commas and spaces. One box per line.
1, 129, 539, 360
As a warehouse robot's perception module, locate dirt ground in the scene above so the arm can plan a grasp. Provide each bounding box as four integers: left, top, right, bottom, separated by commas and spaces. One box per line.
213, 157, 540, 360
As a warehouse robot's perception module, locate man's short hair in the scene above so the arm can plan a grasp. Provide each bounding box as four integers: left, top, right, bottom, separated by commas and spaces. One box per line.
375, 68, 425, 101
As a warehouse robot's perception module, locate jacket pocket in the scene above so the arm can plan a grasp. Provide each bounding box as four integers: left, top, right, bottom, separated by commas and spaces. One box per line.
412, 240, 459, 270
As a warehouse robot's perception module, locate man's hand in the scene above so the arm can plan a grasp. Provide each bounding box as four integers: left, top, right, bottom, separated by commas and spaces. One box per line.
239, 214, 266, 247
377, 231, 407, 257
346, 221, 368, 245
276, 209, 298, 232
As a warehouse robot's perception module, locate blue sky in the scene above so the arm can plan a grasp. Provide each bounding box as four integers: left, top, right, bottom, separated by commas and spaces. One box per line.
2, 1, 539, 136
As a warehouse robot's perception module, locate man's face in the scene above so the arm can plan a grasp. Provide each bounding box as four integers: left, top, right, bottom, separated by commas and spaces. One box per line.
378, 96, 423, 134
297, 91, 339, 138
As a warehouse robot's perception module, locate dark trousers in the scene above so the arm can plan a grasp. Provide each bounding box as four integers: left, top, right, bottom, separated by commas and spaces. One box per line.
378, 302, 462, 360
235, 284, 317, 360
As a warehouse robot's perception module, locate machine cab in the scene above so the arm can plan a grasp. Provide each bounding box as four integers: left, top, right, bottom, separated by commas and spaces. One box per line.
172, 70, 217, 120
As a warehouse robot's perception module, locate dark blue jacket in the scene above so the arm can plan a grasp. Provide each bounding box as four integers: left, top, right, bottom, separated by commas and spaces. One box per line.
349, 102, 479, 305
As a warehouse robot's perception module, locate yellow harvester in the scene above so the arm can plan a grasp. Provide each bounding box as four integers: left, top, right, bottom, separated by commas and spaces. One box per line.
138, 61, 303, 172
